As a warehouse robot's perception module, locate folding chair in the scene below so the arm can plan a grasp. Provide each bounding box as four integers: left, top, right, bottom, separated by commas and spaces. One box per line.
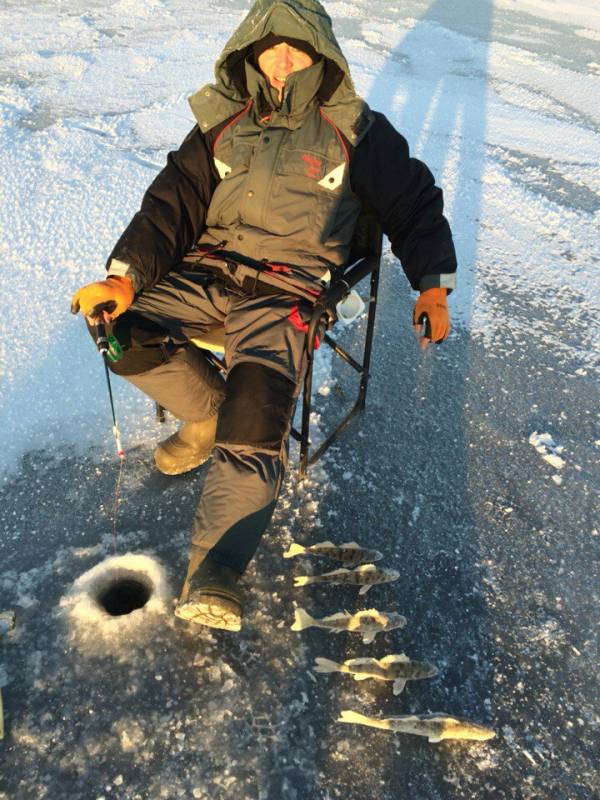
156, 208, 383, 476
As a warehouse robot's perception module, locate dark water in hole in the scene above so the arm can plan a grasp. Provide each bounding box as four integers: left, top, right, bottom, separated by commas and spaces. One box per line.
98, 578, 151, 616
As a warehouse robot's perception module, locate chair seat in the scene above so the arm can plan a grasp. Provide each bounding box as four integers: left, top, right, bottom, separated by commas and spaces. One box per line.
191, 328, 225, 353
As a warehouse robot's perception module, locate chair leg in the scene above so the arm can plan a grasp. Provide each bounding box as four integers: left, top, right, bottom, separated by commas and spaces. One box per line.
299, 354, 314, 477
358, 266, 380, 409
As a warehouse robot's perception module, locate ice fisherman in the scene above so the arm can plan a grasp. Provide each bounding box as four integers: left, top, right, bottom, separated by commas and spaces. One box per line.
71, 0, 457, 632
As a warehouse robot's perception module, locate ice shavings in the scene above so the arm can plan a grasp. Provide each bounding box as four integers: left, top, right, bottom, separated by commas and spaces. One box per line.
528, 431, 566, 469
59, 553, 173, 659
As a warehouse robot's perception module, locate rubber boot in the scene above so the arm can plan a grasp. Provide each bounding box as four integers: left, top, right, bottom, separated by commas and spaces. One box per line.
154, 415, 218, 475
175, 558, 243, 632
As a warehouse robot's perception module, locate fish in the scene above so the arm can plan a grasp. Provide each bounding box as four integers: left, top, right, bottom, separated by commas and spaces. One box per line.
283, 540, 383, 566
293, 564, 399, 595
314, 654, 438, 695
291, 607, 407, 644
338, 710, 496, 743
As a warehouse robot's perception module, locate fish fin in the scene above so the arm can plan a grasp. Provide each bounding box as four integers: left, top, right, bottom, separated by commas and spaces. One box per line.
345, 658, 378, 668
340, 541, 361, 548
392, 679, 407, 696
313, 657, 340, 673
325, 568, 351, 576
355, 564, 377, 572
380, 654, 409, 665
294, 576, 313, 586
313, 540, 336, 547
428, 735, 443, 743
371, 550, 383, 562
359, 584, 371, 595
283, 543, 305, 558
291, 607, 314, 631
352, 674, 371, 681
362, 633, 375, 644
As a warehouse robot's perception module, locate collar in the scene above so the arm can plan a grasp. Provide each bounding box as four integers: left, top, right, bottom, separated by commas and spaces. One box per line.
244, 57, 325, 128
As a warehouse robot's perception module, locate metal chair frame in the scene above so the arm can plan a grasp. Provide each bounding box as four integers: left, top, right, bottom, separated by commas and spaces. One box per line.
156, 212, 383, 476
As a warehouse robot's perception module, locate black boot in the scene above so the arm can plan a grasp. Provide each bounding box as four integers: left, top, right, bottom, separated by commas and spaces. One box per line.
175, 558, 243, 632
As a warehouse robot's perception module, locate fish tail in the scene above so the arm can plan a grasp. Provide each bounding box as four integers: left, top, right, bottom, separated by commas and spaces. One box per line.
294, 575, 313, 587
338, 710, 387, 730
291, 607, 314, 631
283, 543, 305, 558
314, 657, 341, 673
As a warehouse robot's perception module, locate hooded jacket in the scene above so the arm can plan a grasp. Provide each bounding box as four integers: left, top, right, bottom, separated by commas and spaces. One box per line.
107, 0, 457, 295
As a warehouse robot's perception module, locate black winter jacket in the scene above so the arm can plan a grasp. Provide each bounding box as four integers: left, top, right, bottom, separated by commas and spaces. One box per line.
107, 111, 457, 295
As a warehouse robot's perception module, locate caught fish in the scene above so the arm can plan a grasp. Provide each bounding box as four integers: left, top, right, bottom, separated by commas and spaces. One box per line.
291, 607, 407, 644
338, 710, 496, 743
294, 564, 399, 595
283, 540, 382, 566
314, 653, 438, 695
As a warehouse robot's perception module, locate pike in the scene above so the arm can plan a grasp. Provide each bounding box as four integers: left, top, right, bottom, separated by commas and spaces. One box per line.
314, 654, 438, 695
338, 710, 496, 743
283, 540, 383, 566
291, 607, 407, 644
294, 564, 399, 595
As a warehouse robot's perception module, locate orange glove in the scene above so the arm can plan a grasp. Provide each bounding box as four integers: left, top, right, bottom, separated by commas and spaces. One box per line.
412, 287, 450, 349
70, 275, 135, 322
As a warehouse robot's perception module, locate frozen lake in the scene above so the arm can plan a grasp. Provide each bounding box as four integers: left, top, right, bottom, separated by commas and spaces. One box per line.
0, 1, 598, 798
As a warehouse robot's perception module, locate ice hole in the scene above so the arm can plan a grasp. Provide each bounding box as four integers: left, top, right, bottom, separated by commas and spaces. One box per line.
98, 577, 151, 616
61, 553, 172, 656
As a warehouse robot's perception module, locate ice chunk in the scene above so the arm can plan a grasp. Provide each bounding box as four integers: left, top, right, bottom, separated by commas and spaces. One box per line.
529, 431, 566, 469
544, 453, 566, 469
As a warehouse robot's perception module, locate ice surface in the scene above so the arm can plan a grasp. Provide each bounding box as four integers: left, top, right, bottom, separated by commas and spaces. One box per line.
1, 0, 599, 798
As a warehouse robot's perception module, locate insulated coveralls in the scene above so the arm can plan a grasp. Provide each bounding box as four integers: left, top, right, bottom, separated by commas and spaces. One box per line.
99, 0, 457, 581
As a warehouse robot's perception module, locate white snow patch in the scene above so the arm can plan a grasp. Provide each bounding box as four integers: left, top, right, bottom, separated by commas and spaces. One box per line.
575, 28, 600, 41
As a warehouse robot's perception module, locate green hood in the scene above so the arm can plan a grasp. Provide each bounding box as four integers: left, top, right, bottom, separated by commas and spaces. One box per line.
189, 0, 373, 144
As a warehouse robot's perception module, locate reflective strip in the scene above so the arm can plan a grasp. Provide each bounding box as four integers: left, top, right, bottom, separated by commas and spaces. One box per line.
214, 158, 232, 179
419, 272, 457, 292
107, 258, 130, 278
318, 162, 345, 191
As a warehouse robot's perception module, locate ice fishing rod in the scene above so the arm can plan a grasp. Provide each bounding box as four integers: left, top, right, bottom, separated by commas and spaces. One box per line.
95, 319, 126, 554
95, 321, 125, 459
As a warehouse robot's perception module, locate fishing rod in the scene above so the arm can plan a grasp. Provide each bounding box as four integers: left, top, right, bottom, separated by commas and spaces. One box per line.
95, 320, 125, 552
95, 321, 125, 458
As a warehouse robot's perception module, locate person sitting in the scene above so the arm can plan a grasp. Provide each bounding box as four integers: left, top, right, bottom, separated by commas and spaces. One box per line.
71, 0, 457, 632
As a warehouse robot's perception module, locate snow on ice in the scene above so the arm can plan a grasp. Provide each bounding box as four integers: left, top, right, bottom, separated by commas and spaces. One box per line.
1, 1, 599, 798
